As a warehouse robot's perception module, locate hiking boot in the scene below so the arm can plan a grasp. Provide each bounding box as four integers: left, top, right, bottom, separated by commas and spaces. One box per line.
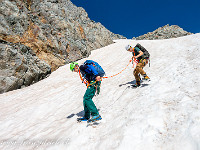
131, 81, 140, 88
87, 114, 102, 123
143, 75, 150, 80
77, 117, 89, 122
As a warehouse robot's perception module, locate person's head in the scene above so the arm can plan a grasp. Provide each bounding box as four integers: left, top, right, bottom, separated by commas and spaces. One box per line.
125, 45, 134, 52
70, 62, 79, 72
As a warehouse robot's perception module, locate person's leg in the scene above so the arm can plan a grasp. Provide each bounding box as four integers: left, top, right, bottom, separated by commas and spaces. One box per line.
138, 59, 147, 75
83, 86, 99, 117
83, 100, 90, 119
134, 63, 142, 86
133, 59, 149, 85
138, 59, 150, 79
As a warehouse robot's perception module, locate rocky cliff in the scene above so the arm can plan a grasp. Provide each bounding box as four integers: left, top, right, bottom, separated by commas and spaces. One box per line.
0, 0, 125, 93
0, 39, 51, 93
134, 24, 192, 40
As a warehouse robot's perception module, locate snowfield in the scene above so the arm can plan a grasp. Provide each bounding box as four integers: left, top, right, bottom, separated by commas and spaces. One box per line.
0, 34, 200, 150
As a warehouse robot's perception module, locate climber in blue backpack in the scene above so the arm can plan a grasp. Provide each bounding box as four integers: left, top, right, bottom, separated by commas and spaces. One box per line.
70, 60, 105, 123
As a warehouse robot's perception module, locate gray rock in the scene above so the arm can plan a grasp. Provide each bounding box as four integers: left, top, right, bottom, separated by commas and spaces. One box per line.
0, 40, 51, 94
1, 0, 125, 63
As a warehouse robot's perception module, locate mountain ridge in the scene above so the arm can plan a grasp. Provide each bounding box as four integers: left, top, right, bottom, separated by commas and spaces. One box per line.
133, 24, 192, 40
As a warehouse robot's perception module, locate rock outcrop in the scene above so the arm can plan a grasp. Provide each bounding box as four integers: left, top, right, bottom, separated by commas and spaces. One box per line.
134, 24, 192, 40
0, 0, 125, 93
0, 39, 51, 94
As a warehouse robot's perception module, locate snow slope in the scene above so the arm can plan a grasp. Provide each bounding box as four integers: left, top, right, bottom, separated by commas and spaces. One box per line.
0, 34, 200, 150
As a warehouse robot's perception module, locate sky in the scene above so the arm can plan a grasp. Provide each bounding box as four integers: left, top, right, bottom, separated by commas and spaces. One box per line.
71, 0, 200, 39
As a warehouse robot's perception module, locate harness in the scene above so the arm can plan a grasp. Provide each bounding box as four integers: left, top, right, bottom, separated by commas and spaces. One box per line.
79, 69, 99, 88
133, 48, 150, 67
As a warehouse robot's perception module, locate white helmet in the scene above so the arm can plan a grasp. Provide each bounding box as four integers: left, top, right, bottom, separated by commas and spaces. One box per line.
125, 45, 132, 51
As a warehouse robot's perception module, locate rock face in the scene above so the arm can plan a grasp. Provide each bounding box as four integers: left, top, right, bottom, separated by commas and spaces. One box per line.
0, 40, 51, 94
134, 24, 192, 40
0, 0, 125, 93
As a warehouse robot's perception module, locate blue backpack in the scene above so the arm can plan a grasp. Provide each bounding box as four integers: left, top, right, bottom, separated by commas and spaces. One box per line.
84, 60, 105, 77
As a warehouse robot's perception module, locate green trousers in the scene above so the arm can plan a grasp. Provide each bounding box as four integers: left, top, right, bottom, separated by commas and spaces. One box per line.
83, 84, 99, 119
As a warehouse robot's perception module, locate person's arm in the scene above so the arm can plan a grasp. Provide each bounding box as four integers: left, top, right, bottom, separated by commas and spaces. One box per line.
133, 47, 143, 59
135, 50, 143, 59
